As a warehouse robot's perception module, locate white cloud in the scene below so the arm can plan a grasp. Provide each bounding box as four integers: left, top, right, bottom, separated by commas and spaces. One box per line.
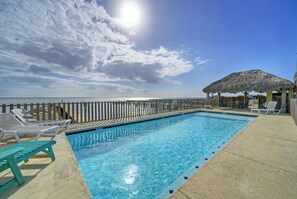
0, 0, 208, 96
194, 57, 209, 65
0, 68, 146, 97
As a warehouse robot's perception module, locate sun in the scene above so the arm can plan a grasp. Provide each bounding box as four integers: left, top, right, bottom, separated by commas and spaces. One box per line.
120, 1, 142, 28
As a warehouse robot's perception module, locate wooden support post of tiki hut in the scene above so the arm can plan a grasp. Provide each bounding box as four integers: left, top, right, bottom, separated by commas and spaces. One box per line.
288, 88, 294, 113
267, 91, 273, 102
244, 91, 248, 107
281, 89, 287, 112
289, 88, 293, 99
218, 92, 221, 106
206, 93, 210, 99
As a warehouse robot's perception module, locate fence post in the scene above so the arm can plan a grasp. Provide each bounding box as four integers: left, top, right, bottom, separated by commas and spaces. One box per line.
84, 102, 88, 122
87, 102, 91, 122
106, 102, 110, 120
115, 101, 118, 118
80, 102, 82, 123
30, 103, 34, 115
112, 101, 114, 119
120, 102, 124, 118
101, 102, 104, 120
98, 102, 102, 121
91, 102, 94, 121
143, 102, 145, 115
42, 103, 45, 120
104, 102, 107, 120
2, 104, 6, 113
57, 103, 61, 120
125, 101, 130, 117
48, 103, 52, 120
53, 103, 56, 120
9, 104, 13, 112
67, 102, 70, 120
63, 102, 66, 119
75, 102, 78, 123
108, 102, 111, 119
36, 103, 40, 121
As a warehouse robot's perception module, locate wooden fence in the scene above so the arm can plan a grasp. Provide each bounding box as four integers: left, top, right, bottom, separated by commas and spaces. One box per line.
290, 99, 297, 125
1, 99, 217, 124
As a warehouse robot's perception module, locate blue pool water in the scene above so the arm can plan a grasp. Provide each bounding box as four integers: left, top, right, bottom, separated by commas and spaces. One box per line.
67, 112, 255, 199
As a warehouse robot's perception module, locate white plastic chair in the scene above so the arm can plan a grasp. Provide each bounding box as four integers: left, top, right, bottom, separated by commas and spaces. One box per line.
251, 101, 280, 114
0, 113, 60, 142
11, 109, 71, 131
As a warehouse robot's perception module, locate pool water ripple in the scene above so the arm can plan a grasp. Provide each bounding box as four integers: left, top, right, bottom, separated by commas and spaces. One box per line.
68, 112, 254, 199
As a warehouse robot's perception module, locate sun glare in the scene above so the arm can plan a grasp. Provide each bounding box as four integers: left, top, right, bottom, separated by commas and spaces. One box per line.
120, 1, 142, 28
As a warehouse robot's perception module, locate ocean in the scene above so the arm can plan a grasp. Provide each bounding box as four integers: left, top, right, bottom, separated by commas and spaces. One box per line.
0, 97, 203, 105
0, 97, 156, 105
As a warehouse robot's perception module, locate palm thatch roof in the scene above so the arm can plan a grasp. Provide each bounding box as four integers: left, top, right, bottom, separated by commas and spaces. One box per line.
203, 69, 294, 93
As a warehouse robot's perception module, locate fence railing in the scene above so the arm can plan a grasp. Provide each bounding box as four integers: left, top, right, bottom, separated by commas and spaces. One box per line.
290, 99, 297, 125
1, 99, 218, 124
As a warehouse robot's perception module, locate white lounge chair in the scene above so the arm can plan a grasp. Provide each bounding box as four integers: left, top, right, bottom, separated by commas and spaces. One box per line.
11, 109, 71, 131
0, 113, 60, 142
251, 101, 280, 114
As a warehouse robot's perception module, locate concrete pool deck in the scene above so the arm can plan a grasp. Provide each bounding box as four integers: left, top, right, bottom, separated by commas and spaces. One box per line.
1, 108, 297, 199
170, 110, 297, 199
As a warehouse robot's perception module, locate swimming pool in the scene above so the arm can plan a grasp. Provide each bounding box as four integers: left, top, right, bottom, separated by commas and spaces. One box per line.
67, 112, 255, 199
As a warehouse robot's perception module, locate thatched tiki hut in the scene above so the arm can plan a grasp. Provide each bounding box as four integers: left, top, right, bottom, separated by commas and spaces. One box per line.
203, 69, 294, 112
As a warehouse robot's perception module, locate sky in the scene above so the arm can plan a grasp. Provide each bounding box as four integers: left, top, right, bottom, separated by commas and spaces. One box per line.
0, 0, 296, 98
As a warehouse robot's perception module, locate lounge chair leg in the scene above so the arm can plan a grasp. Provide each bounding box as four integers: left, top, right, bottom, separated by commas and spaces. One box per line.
48, 147, 55, 161
35, 132, 42, 140
13, 133, 21, 143
7, 156, 25, 186
54, 129, 60, 137
42, 147, 55, 161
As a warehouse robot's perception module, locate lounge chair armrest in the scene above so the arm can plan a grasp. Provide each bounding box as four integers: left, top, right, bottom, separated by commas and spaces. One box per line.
36, 120, 71, 132
40, 126, 60, 132
36, 119, 72, 126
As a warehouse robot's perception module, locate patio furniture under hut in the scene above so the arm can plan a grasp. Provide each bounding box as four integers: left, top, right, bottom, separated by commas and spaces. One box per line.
203, 69, 294, 112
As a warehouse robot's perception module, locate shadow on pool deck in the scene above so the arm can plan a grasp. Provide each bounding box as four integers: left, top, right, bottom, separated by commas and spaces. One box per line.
1, 108, 297, 199
0, 134, 91, 199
